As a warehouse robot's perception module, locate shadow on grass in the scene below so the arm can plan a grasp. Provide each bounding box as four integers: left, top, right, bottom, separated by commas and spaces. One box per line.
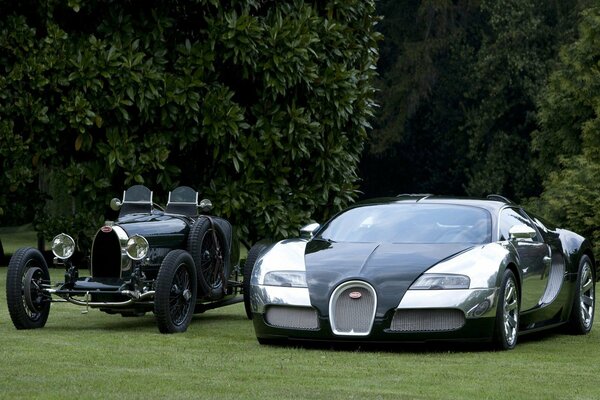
257, 325, 572, 354
258, 338, 495, 354
35, 307, 248, 333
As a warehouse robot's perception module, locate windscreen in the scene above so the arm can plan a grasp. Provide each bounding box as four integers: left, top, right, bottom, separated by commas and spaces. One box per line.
169, 186, 197, 204
123, 185, 152, 204
317, 203, 492, 244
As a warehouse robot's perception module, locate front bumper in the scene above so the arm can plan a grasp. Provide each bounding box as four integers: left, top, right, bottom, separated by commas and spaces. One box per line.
250, 284, 499, 343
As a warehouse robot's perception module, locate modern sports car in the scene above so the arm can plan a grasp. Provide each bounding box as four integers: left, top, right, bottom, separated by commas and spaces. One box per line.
244, 195, 597, 349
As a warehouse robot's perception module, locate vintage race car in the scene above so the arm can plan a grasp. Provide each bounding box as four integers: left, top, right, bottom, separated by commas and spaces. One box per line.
6, 185, 242, 333
245, 195, 597, 349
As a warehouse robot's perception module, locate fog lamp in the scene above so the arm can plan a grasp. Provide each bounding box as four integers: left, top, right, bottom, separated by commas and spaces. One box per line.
52, 233, 76, 260
126, 235, 149, 260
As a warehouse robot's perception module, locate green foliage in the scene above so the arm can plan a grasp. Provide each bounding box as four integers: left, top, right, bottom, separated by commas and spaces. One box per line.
362, 0, 587, 202
0, 0, 380, 243
531, 7, 600, 255
461, 0, 557, 199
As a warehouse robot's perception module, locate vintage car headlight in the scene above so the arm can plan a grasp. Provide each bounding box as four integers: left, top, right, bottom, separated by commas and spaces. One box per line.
410, 274, 470, 290
52, 233, 76, 260
263, 271, 307, 288
126, 235, 149, 260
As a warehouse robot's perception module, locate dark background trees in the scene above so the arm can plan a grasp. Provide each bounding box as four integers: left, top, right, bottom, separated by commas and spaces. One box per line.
1, 0, 599, 254
362, 0, 598, 253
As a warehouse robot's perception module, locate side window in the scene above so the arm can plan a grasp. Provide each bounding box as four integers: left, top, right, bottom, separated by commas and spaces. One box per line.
499, 208, 541, 242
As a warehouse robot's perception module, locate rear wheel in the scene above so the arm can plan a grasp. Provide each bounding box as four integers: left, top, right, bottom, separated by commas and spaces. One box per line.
568, 255, 595, 334
243, 243, 267, 319
493, 269, 519, 350
6, 248, 51, 329
188, 217, 227, 299
154, 250, 197, 333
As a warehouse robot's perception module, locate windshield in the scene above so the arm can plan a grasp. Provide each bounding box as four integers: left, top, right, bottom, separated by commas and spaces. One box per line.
317, 203, 492, 244
123, 185, 152, 204
168, 186, 197, 204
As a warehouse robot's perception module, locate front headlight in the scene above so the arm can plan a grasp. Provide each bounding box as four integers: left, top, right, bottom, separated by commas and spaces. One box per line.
263, 271, 307, 288
126, 235, 149, 260
410, 274, 470, 290
52, 233, 76, 260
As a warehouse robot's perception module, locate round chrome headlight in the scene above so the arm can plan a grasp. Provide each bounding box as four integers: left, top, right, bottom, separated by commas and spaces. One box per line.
126, 235, 149, 260
52, 233, 76, 260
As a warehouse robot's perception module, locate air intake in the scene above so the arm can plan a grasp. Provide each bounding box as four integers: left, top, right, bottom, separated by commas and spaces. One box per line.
265, 306, 319, 330
390, 309, 465, 332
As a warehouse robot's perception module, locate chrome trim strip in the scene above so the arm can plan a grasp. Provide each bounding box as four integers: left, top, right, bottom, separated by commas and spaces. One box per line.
48, 290, 155, 308
91, 225, 131, 277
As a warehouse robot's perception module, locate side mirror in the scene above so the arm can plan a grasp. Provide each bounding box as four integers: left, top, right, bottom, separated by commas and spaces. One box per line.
199, 199, 213, 213
110, 198, 122, 211
300, 223, 320, 239
509, 224, 536, 240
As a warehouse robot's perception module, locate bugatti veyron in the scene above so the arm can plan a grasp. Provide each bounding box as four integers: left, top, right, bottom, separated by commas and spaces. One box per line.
244, 195, 597, 349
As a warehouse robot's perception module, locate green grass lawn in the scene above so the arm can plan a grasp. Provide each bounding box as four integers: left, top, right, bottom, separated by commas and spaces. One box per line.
0, 224, 39, 256
0, 266, 599, 399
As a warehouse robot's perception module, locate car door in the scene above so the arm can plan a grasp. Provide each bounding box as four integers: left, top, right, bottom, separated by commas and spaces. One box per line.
499, 207, 551, 311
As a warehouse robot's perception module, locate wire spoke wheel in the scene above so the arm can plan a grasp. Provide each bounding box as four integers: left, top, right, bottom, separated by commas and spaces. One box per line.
6, 248, 51, 329
154, 250, 197, 334
187, 217, 228, 299
169, 264, 193, 326
199, 229, 223, 289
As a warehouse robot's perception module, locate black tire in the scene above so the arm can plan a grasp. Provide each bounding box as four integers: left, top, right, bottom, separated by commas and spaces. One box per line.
154, 250, 197, 334
6, 247, 51, 329
568, 255, 595, 334
187, 217, 227, 299
493, 269, 519, 350
243, 243, 267, 319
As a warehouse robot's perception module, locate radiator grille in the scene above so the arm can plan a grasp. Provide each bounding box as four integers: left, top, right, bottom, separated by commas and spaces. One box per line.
91, 230, 123, 278
390, 309, 465, 332
265, 306, 319, 330
330, 282, 376, 336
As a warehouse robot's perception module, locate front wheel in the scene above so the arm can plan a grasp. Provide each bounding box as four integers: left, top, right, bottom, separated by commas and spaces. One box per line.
154, 250, 197, 334
493, 269, 519, 350
243, 243, 267, 319
6, 248, 51, 329
568, 255, 595, 334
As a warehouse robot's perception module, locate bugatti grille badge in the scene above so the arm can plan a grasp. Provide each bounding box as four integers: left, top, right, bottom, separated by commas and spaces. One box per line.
101, 226, 113, 233
349, 291, 362, 299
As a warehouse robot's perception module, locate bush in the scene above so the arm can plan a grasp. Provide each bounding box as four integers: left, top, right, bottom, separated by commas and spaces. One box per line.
0, 0, 380, 243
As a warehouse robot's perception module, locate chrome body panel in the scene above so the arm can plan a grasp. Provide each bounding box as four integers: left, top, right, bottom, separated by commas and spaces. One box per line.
251, 285, 311, 313
251, 239, 308, 286
421, 243, 513, 289
398, 288, 498, 318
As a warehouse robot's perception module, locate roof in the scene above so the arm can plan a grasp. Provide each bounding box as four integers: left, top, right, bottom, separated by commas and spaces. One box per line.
355, 194, 517, 214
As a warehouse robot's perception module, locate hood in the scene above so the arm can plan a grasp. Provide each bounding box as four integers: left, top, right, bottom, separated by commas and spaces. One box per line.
304, 239, 473, 318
